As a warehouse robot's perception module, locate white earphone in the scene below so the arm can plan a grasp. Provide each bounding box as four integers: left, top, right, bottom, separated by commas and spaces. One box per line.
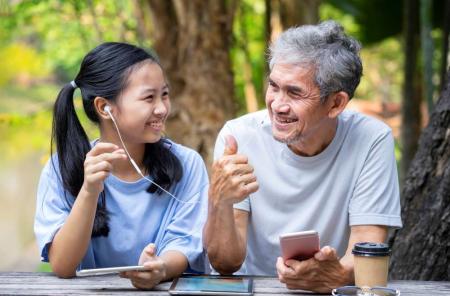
102, 103, 198, 204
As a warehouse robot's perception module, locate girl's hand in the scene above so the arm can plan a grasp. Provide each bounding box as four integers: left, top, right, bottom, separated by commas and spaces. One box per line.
81, 143, 127, 196
121, 243, 167, 290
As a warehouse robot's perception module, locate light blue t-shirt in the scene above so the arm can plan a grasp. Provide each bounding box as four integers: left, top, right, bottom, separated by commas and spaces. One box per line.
213, 109, 402, 275
34, 139, 208, 272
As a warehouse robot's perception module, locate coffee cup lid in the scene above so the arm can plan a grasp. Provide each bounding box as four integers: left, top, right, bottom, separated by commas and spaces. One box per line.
352, 242, 391, 257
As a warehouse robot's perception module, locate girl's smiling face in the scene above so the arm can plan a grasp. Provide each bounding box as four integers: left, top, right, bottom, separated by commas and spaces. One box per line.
113, 61, 171, 144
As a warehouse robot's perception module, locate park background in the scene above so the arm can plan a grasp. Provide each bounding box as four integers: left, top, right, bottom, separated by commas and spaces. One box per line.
0, 0, 448, 280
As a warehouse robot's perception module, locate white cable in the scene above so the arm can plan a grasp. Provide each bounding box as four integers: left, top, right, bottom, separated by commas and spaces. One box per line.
106, 108, 200, 205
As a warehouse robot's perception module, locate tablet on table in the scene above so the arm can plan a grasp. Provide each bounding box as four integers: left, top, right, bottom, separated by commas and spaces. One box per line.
169, 275, 253, 296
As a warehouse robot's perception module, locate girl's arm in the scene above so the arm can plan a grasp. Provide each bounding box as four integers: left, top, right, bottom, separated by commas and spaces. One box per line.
48, 143, 126, 278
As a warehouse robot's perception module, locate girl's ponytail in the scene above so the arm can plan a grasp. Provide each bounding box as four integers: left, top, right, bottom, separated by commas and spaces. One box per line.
52, 82, 90, 197
51, 82, 109, 237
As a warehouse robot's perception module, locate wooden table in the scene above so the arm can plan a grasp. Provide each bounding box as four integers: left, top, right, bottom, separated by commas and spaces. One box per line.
1, 272, 449, 295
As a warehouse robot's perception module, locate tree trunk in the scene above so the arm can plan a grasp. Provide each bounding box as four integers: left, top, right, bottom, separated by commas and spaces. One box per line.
268, 0, 320, 43
420, 0, 434, 114
279, 0, 320, 28
389, 70, 450, 280
146, 0, 237, 165
401, 0, 422, 185
132, 0, 150, 46
440, 0, 450, 93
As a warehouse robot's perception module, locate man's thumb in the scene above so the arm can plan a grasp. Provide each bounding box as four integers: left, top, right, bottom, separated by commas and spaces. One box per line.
223, 135, 238, 155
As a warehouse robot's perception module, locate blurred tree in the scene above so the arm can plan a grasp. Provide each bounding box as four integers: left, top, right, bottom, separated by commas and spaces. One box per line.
279, 0, 320, 28
420, 0, 435, 114
401, 0, 423, 185
439, 0, 450, 92
237, 4, 259, 113
268, 0, 320, 42
234, 0, 267, 113
389, 70, 450, 280
132, 0, 152, 46
147, 0, 237, 165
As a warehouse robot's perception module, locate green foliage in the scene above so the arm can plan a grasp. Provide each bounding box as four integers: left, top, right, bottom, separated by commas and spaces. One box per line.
0, 110, 52, 162
0, 0, 146, 82
231, 0, 267, 114
325, 0, 403, 45
320, 3, 404, 102
0, 84, 57, 113
357, 38, 404, 102
320, 2, 361, 40
0, 43, 50, 86
0, 85, 98, 163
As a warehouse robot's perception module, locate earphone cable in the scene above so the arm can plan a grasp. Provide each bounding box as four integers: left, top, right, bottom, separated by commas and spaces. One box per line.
106, 108, 201, 205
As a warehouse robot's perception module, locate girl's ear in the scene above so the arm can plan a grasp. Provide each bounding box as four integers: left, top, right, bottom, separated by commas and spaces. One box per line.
94, 97, 110, 119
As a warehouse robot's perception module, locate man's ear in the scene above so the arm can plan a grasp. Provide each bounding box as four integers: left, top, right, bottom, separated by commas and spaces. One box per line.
327, 91, 349, 119
94, 97, 110, 119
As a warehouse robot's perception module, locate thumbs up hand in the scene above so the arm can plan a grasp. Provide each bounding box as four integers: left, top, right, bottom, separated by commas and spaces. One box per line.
223, 134, 238, 155
210, 135, 259, 206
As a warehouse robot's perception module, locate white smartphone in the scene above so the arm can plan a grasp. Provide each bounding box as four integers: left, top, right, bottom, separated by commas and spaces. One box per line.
76, 265, 146, 277
279, 230, 320, 261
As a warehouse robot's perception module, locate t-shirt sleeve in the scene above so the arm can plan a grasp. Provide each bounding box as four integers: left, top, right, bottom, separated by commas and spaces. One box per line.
156, 152, 209, 273
34, 158, 71, 262
349, 130, 402, 228
213, 123, 251, 212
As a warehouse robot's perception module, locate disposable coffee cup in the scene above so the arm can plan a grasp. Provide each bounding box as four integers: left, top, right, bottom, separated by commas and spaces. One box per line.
352, 242, 391, 287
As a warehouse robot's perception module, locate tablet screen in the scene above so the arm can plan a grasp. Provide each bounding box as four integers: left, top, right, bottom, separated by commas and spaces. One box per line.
169, 276, 253, 295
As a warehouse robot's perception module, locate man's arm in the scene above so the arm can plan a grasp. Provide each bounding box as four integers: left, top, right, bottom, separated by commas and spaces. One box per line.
276, 225, 388, 293
339, 225, 388, 278
203, 135, 258, 274
204, 208, 249, 274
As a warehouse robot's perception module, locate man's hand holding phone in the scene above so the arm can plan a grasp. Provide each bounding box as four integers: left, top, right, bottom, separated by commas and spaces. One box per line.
277, 231, 352, 293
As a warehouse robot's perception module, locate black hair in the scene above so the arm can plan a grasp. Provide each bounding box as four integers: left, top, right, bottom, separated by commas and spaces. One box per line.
51, 42, 183, 237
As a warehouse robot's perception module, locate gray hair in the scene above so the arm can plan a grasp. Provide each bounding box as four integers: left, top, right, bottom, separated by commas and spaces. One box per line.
268, 20, 363, 101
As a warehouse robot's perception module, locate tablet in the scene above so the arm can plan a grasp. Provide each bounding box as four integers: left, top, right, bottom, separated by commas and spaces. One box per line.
76, 265, 146, 277
169, 275, 253, 296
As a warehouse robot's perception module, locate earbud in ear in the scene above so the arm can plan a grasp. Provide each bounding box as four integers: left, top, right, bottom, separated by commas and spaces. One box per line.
104, 105, 111, 113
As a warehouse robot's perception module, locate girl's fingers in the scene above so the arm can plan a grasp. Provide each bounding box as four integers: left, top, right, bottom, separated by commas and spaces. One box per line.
98, 150, 127, 161
143, 260, 164, 271
112, 148, 127, 155
86, 151, 126, 164
85, 161, 113, 175
85, 171, 109, 183
86, 143, 120, 157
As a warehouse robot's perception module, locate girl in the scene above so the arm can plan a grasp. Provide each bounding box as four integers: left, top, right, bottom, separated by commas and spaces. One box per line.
34, 42, 208, 289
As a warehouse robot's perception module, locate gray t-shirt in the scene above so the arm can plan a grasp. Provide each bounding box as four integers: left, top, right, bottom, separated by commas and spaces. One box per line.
213, 109, 402, 276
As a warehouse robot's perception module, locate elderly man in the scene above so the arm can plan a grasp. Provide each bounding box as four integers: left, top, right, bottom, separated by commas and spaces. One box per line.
203, 21, 402, 293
